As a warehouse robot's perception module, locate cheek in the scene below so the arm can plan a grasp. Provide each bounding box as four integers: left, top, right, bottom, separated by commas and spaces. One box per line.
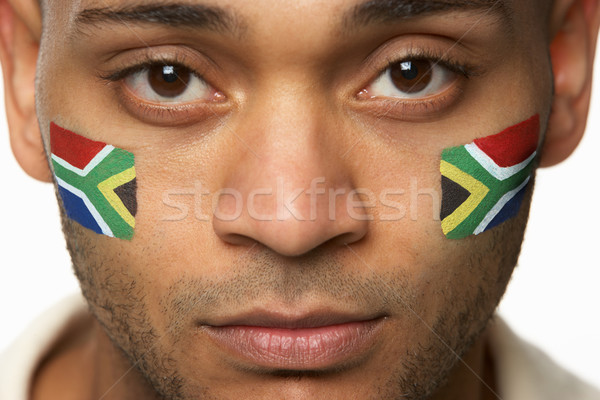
431, 186, 532, 317
360, 116, 539, 323
130, 143, 225, 268
49, 123, 138, 241
440, 115, 540, 239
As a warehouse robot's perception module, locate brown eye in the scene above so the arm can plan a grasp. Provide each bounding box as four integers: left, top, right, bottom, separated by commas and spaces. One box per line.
368, 58, 456, 99
389, 60, 433, 94
124, 63, 212, 103
148, 65, 191, 98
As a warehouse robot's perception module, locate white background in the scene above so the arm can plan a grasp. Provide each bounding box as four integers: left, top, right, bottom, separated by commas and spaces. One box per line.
1, 46, 599, 389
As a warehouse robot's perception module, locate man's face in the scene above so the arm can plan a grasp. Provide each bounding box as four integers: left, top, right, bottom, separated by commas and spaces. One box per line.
36, 0, 552, 398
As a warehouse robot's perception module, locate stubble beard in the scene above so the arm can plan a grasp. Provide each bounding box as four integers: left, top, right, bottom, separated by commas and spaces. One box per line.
58, 188, 530, 400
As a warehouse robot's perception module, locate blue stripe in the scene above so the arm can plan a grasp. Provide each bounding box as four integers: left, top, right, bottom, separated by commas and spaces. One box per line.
58, 185, 103, 235
483, 182, 528, 232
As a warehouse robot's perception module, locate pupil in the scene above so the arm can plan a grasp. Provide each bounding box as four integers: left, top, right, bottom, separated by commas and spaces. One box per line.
162, 66, 178, 83
390, 59, 432, 94
400, 61, 419, 80
148, 64, 191, 98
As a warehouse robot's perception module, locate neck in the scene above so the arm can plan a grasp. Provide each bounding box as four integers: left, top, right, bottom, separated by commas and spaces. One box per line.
91, 322, 162, 400
429, 328, 498, 400
31, 318, 160, 400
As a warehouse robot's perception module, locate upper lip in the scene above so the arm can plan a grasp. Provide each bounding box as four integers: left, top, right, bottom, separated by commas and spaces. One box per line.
200, 309, 387, 329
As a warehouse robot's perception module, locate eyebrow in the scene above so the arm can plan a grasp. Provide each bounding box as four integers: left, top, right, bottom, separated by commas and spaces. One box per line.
345, 0, 510, 31
75, 3, 243, 35
75, 1, 509, 38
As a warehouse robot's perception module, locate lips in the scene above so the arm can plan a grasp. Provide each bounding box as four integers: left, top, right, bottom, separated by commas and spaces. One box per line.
200, 311, 386, 370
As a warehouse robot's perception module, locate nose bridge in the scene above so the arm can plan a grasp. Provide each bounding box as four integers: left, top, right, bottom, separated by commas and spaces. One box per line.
212, 80, 368, 257
233, 76, 342, 201
255, 81, 327, 180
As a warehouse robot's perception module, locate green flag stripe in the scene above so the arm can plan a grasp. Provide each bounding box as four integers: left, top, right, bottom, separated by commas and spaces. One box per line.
52, 149, 132, 187
442, 146, 534, 239
52, 150, 134, 240
53, 160, 133, 239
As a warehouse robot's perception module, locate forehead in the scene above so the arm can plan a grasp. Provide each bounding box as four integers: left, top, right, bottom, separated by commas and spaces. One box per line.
40, 0, 551, 85
56, 0, 516, 35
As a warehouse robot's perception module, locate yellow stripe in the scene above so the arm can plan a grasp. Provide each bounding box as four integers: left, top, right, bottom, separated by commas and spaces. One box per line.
440, 161, 489, 235
97, 167, 136, 228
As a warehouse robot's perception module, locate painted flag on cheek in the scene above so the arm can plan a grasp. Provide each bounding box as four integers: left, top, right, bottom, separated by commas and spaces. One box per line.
50, 123, 137, 240
440, 115, 540, 240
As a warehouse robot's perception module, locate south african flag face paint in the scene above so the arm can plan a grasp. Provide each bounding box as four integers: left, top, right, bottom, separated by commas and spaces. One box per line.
50, 123, 137, 240
440, 115, 540, 240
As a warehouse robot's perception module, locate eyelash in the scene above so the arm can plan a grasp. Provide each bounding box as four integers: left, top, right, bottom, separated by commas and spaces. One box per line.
97, 47, 482, 125
98, 54, 206, 84
348, 46, 485, 120
378, 48, 481, 82
99, 47, 479, 84
97, 53, 231, 126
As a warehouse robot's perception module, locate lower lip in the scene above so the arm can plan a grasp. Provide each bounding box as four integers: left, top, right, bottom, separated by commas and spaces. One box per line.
204, 319, 384, 370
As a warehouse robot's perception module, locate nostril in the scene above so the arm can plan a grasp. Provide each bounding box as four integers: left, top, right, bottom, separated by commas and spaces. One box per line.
214, 213, 368, 257
331, 230, 367, 247
219, 233, 257, 247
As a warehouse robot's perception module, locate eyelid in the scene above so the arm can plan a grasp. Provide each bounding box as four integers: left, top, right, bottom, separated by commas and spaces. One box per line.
351, 42, 483, 121
113, 79, 230, 127
97, 50, 230, 126
99, 57, 206, 84
95, 45, 224, 86
355, 36, 487, 91
375, 49, 481, 86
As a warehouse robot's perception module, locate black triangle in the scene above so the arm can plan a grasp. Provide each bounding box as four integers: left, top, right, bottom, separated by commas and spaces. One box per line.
440, 176, 471, 221
114, 178, 137, 217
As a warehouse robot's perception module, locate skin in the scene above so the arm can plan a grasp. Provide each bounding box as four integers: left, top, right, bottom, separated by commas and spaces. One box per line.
1, 0, 599, 399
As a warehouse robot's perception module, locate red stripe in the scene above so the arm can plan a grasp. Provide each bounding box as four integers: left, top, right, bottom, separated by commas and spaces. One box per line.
50, 123, 107, 170
473, 115, 540, 167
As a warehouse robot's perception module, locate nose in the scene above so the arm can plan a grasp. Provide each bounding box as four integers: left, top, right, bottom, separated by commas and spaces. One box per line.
212, 93, 368, 257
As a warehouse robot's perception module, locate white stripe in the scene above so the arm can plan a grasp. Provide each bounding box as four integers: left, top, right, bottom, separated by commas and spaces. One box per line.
465, 143, 536, 181
473, 176, 531, 235
51, 145, 115, 177
55, 176, 114, 237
